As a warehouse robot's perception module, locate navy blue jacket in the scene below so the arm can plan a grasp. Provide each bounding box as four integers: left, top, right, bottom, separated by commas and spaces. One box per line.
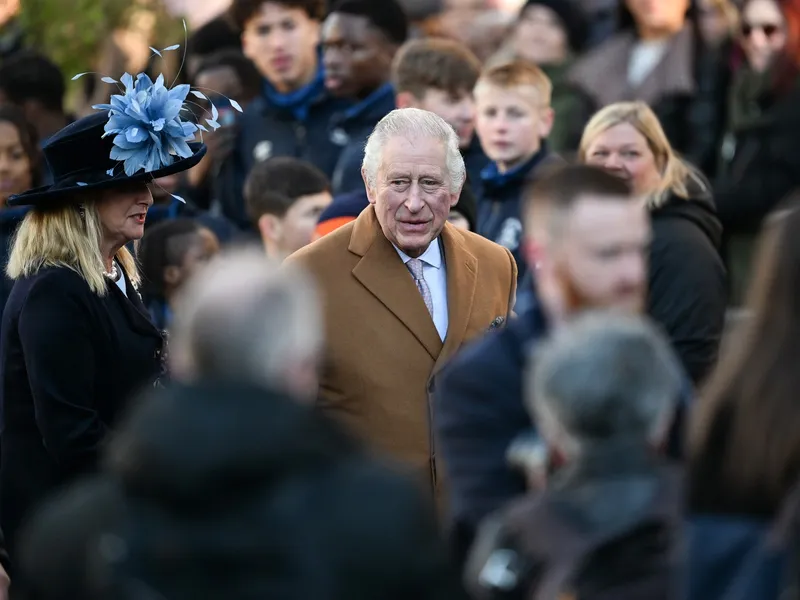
329, 84, 395, 196
215, 87, 350, 229
462, 136, 489, 200
0, 266, 163, 552
434, 307, 545, 563
687, 515, 797, 600
477, 149, 563, 282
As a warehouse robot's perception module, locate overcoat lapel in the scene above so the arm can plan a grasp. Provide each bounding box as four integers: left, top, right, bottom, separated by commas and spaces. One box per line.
109, 270, 163, 340
349, 207, 443, 360
435, 223, 477, 372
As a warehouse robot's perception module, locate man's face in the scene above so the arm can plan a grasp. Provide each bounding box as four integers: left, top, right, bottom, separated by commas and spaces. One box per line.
241, 2, 320, 93
364, 135, 459, 258
417, 88, 476, 149
266, 191, 332, 258
475, 83, 553, 172
322, 12, 392, 99
529, 196, 650, 318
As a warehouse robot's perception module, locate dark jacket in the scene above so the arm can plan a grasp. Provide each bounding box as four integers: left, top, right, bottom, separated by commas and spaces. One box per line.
478, 149, 563, 283
568, 26, 728, 176
215, 88, 350, 229
329, 83, 396, 196
714, 71, 800, 233
467, 445, 683, 600
434, 308, 546, 565
0, 266, 163, 552
462, 136, 490, 200
104, 380, 467, 600
0, 207, 28, 317
648, 184, 727, 385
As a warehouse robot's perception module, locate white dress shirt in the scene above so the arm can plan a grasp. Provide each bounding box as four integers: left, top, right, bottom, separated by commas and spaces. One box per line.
395, 240, 448, 341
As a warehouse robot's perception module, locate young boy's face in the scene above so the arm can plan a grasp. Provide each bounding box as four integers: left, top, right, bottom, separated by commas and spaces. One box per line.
263, 191, 333, 259
475, 82, 554, 172
417, 88, 476, 150
241, 2, 320, 93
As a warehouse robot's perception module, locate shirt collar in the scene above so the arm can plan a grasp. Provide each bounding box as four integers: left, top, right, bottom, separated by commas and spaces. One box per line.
393, 238, 442, 269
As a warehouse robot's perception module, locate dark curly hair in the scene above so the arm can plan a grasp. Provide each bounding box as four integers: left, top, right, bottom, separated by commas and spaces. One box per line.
230, 0, 326, 31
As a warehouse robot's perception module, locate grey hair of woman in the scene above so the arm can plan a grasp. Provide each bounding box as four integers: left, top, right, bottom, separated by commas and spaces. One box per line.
361, 107, 467, 194
526, 311, 683, 457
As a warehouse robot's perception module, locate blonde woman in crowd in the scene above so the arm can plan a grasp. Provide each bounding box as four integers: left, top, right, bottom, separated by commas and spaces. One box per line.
579, 101, 727, 385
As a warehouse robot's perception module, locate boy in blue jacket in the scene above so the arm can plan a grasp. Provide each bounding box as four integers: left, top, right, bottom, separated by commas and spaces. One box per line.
475, 60, 562, 310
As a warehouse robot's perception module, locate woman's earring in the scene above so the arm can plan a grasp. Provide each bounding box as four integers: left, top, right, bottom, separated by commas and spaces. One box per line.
78, 205, 86, 221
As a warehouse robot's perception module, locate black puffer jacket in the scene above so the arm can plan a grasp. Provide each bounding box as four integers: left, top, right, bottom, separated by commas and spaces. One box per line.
648, 181, 727, 385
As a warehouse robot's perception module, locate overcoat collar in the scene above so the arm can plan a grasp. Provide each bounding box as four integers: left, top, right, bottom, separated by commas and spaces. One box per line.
348, 206, 477, 366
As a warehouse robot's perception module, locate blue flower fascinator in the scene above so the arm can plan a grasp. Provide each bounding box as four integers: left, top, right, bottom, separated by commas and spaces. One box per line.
7, 23, 242, 208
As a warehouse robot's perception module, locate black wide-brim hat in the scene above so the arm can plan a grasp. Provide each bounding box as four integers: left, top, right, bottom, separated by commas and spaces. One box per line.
8, 111, 206, 208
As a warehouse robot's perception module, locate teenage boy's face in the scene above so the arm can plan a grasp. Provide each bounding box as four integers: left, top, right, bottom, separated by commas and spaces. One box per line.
322, 12, 392, 100
241, 2, 320, 93
475, 83, 554, 172
417, 88, 476, 149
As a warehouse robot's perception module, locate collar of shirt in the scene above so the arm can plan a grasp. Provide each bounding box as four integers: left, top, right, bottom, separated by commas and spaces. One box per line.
393, 239, 442, 269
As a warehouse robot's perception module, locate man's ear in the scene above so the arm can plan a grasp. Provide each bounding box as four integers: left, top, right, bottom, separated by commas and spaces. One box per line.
258, 213, 281, 243
538, 106, 555, 139
395, 91, 418, 109
163, 265, 182, 287
362, 167, 377, 205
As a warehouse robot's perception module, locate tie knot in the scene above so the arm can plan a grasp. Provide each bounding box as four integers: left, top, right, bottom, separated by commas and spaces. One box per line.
406, 258, 425, 280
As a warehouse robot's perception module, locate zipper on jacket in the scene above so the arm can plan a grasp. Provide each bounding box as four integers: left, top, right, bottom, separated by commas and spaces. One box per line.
294, 123, 307, 156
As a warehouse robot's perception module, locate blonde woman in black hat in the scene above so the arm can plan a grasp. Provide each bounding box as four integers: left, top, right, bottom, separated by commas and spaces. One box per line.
0, 70, 207, 555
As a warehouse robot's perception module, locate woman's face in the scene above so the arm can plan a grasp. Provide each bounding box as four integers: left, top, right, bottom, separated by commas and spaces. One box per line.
740, 0, 786, 73
625, 0, 689, 37
583, 122, 663, 196
514, 4, 569, 65
0, 121, 32, 205
96, 182, 154, 248
698, 0, 732, 47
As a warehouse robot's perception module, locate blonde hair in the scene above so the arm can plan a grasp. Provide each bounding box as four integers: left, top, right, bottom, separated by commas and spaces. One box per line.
475, 59, 553, 106
578, 101, 707, 209
7, 196, 139, 296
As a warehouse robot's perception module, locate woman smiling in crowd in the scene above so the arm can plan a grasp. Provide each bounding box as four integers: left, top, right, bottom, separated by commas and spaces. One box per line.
579, 101, 727, 386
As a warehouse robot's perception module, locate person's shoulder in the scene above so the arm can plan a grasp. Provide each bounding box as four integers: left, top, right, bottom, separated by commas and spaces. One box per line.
456, 227, 513, 263
23, 266, 89, 297
285, 221, 357, 270
439, 325, 521, 391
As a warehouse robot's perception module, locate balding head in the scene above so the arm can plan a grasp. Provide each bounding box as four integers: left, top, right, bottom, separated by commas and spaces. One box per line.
169, 248, 322, 400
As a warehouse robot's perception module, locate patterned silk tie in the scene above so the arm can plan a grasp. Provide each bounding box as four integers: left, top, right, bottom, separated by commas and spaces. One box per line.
406, 258, 434, 317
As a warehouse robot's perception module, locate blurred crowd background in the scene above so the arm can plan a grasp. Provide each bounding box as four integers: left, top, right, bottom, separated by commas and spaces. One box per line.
0, 0, 798, 598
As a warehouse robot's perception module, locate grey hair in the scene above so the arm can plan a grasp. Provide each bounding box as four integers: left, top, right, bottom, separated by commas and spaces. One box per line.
362, 107, 466, 194
527, 311, 682, 452
169, 247, 322, 391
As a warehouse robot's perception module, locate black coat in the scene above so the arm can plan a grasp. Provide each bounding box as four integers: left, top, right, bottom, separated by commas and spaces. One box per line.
648, 187, 727, 385
0, 266, 163, 551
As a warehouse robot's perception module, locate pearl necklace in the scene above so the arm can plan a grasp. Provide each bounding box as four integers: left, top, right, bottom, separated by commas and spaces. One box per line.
104, 262, 119, 281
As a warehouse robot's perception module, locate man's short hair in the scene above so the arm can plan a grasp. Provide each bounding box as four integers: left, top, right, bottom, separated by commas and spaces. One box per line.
245, 157, 331, 222
230, 0, 326, 31
193, 49, 263, 100
170, 248, 322, 387
0, 50, 65, 113
529, 311, 682, 447
330, 0, 409, 45
187, 16, 241, 56
475, 60, 553, 107
523, 164, 633, 235
392, 38, 481, 99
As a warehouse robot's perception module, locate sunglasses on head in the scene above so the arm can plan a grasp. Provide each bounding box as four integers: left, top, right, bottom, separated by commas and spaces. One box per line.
741, 22, 782, 37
